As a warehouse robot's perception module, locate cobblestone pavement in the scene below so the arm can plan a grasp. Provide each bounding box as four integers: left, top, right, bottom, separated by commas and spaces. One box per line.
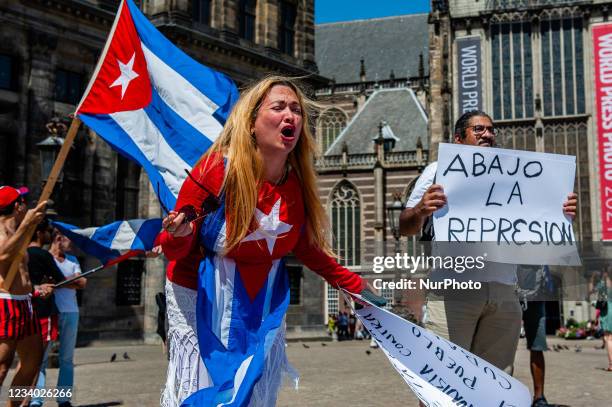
3, 336, 610, 406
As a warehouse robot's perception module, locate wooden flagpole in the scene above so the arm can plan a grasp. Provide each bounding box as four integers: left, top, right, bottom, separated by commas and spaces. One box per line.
1, 117, 82, 291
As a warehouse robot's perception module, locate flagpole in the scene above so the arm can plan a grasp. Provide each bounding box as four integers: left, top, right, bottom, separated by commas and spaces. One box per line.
2, 117, 82, 291
53, 250, 142, 289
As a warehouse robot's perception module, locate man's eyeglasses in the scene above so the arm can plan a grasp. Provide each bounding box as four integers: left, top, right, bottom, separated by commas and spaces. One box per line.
469, 125, 497, 136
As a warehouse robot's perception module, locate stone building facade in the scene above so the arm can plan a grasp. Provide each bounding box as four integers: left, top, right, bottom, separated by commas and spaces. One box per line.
428, 0, 612, 330
312, 15, 431, 319
0, 0, 323, 342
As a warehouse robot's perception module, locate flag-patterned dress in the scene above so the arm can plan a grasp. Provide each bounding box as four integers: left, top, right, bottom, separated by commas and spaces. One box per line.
160, 155, 364, 406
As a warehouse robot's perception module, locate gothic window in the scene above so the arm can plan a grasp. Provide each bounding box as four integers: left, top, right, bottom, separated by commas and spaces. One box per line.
0, 54, 16, 91
495, 124, 536, 151
541, 17, 585, 117
318, 108, 347, 153
54, 69, 83, 105
193, 0, 212, 25
238, 0, 256, 41
330, 181, 361, 266
490, 21, 533, 120
542, 120, 590, 240
278, 1, 297, 55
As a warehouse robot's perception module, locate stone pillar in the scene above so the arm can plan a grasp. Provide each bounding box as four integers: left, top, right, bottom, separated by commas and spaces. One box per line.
262, 0, 279, 49
301, 0, 316, 70
427, 9, 452, 161
139, 175, 166, 344
374, 163, 384, 245
25, 30, 58, 193
221, 0, 239, 42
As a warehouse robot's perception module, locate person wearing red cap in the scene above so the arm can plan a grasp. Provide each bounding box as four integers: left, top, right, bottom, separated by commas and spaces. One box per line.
0, 185, 51, 396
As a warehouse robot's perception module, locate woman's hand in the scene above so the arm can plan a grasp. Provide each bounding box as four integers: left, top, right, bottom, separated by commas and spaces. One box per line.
358, 283, 387, 307
162, 211, 193, 238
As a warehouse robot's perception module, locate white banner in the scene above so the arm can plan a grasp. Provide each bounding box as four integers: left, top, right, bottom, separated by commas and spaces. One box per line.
433, 143, 580, 265
349, 293, 531, 407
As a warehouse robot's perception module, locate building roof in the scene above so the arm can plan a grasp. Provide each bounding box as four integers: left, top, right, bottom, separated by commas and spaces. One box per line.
315, 14, 429, 85
326, 88, 428, 155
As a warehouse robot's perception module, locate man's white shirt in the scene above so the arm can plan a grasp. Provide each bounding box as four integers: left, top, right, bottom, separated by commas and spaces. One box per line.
406, 161, 518, 285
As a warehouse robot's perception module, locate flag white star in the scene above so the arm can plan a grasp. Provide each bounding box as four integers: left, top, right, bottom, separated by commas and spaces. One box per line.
109, 53, 139, 99
241, 198, 292, 254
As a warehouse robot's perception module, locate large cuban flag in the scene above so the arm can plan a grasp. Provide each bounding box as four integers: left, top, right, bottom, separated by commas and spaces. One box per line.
52, 218, 162, 264
75, 0, 239, 212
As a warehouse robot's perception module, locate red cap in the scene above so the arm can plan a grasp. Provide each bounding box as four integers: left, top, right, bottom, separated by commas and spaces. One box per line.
0, 186, 29, 210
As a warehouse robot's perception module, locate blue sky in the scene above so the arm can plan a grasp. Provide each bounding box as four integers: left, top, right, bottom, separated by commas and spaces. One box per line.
315, 0, 430, 24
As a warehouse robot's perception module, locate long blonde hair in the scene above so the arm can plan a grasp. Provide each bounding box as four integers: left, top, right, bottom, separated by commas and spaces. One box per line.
200, 75, 332, 255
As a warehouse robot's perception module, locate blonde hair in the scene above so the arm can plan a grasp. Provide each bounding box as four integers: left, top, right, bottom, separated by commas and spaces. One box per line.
200, 75, 332, 255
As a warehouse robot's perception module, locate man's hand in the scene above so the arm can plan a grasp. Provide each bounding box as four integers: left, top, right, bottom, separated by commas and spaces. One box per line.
162, 211, 193, 238
562, 192, 578, 219
399, 184, 447, 236
415, 184, 447, 217
35, 283, 54, 299
21, 201, 47, 228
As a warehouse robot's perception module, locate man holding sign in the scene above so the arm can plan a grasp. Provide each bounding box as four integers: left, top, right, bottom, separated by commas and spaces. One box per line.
399, 111, 577, 406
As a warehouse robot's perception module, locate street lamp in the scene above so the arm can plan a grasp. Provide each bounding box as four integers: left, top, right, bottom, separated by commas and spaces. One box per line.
36, 117, 67, 183
386, 193, 404, 244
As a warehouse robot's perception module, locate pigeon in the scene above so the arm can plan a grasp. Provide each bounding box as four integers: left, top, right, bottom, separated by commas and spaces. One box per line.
321, 343, 327, 347
562, 345, 570, 350
123, 352, 130, 360
110, 353, 117, 362
552, 345, 560, 352
365, 350, 371, 355
302, 343, 310, 349
574, 345, 582, 353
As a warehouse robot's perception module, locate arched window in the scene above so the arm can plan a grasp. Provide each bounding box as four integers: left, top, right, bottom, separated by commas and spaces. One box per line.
318, 109, 347, 153
330, 181, 361, 266
238, 0, 256, 41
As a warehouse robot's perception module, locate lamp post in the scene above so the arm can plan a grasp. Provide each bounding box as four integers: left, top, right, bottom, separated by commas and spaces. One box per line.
37, 117, 67, 183
36, 117, 67, 218
386, 192, 404, 252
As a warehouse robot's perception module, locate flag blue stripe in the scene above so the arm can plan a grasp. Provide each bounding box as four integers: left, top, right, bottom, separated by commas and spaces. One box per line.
143, 89, 213, 167
90, 221, 122, 248
52, 221, 120, 264
126, 0, 239, 123
130, 218, 163, 250
79, 112, 178, 210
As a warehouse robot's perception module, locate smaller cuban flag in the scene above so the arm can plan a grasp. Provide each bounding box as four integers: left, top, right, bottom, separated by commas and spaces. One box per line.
51, 219, 162, 264
75, 0, 239, 212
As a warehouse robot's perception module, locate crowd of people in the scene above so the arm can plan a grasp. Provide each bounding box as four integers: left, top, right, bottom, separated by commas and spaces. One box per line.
0, 75, 610, 407
326, 311, 370, 341
0, 186, 85, 407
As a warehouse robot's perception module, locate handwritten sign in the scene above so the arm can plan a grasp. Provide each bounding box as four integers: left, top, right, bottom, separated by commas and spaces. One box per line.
349, 293, 532, 407
433, 143, 580, 265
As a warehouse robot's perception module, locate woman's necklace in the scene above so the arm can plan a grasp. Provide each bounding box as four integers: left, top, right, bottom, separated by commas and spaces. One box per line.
272, 164, 289, 186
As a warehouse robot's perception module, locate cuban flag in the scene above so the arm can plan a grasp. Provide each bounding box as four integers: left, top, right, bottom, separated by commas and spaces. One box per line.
75, 0, 239, 212
51, 218, 162, 264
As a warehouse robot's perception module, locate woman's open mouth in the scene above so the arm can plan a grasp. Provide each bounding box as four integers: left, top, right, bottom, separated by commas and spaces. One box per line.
281, 126, 296, 141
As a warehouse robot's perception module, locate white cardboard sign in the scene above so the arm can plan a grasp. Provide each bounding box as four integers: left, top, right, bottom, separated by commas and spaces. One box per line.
351, 295, 531, 407
433, 143, 580, 265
